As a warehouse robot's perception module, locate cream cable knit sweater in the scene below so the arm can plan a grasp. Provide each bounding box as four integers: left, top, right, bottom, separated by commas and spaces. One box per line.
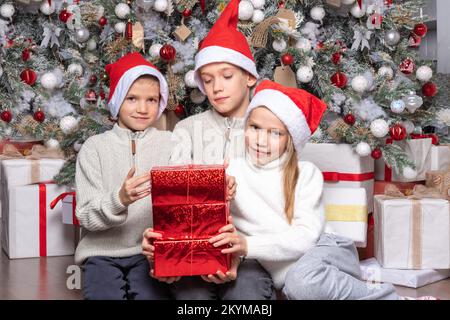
74, 124, 175, 265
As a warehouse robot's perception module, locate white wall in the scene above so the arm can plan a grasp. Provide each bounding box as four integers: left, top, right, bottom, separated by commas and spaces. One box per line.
436, 0, 450, 73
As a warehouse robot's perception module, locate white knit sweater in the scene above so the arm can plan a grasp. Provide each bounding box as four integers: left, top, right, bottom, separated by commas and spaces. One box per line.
227, 154, 326, 289
74, 124, 175, 265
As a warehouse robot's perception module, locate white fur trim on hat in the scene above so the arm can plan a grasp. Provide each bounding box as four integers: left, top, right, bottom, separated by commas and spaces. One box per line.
194, 46, 259, 94
108, 65, 169, 119
246, 89, 311, 154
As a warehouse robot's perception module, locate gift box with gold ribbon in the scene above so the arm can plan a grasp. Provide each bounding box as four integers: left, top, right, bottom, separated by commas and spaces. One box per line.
374, 185, 450, 269
323, 187, 368, 247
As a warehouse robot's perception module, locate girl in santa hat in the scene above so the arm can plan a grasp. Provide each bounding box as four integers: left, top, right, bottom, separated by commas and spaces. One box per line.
212, 80, 400, 300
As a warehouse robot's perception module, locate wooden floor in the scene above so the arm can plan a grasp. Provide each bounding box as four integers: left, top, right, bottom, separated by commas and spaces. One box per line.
1, 247, 449, 300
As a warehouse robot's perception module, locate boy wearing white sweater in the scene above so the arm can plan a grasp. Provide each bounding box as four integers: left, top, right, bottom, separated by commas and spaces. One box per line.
75, 52, 177, 299
142, 0, 275, 300
216, 80, 399, 300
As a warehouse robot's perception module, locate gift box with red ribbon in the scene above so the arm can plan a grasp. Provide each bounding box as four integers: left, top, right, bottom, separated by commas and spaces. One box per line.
150, 165, 230, 277
50, 191, 79, 226
1, 182, 76, 259
300, 143, 375, 212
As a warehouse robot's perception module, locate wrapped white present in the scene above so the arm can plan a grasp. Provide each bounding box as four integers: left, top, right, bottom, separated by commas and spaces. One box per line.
300, 143, 375, 212
375, 138, 450, 182
323, 187, 368, 247
50, 190, 79, 226
1, 182, 75, 259
374, 190, 450, 270
360, 258, 450, 288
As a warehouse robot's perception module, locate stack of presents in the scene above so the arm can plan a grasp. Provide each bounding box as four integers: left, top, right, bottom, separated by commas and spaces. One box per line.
1, 135, 450, 290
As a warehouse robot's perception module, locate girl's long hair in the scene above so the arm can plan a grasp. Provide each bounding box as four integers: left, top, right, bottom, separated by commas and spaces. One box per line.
282, 135, 299, 224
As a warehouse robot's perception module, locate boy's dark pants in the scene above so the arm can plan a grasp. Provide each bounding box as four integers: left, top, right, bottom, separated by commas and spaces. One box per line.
83, 255, 275, 300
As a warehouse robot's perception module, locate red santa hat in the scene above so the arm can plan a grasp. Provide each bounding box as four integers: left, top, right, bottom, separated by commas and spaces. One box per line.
194, 0, 259, 94
105, 52, 168, 119
246, 80, 327, 154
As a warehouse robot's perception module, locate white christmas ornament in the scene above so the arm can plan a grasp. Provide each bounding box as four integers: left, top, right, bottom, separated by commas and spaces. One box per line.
75, 28, 90, 43
67, 63, 83, 76
40, 72, 59, 90
402, 167, 418, 180
45, 139, 60, 150
370, 119, 389, 138
350, 3, 366, 18
252, 10, 265, 24
73, 141, 83, 152
238, 0, 254, 21
149, 43, 163, 58
114, 22, 126, 34
295, 38, 312, 52
390, 100, 406, 114
377, 66, 394, 79
351, 75, 369, 93
184, 70, 198, 88
0, 3, 15, 19
250, 0, 265, 10
416, 65, 433, 82
296, 66, 314, 83
190, 89, 206, 104
403, 91, 423, 113
154, 0, 168, 12
356, 142, 371, 157
402, 120, 415, 134
60, 116, 79, 134
115, 3, 130, 19
310, 6, 325, 22
40, 1, 55, 15
86, 39, 97, 51
272, 39, 287, 52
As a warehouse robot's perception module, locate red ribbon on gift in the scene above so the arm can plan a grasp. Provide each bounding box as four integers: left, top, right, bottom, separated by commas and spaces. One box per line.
50, 191, 79, 226
322, 171, 374, 182
39, 184, 47, 257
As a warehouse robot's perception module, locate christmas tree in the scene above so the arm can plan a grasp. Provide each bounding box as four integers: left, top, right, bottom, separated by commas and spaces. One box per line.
0, 0, 446, 186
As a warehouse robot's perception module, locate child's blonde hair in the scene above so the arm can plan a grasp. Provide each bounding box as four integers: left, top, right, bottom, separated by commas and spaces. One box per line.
282, 134, 299, 225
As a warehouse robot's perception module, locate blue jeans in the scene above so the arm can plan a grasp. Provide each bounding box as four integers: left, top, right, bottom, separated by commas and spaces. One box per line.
82, 254, 172, 300
170, 259, 276, 300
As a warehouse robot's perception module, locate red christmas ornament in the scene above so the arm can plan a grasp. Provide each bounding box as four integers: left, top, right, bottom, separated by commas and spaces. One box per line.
174, 104, 185, 117
389, 124, 408, 141
413, 23, 428, 37
281, 53, 294, 65
344, 113, 356, 126
371, 148, 383, 160
182, 9, 192, 18
21, 48, 31, 62
331, 72, 348, 88
59, 9, 72, 23
159, 44, 177, 63
6, 38, 14, 48
278, 1, 285, 8
85, 89, 97, 102
1, 110, 12, 123
399, 58, 415, 75
408, 32, 422, 48
331, 52, 341, 65
89, 75, 98, 86
33, 109, 45, 123
20, 69, 37, 86
316, 42, 324, 50
125, 20, 133, 40
99, 16, 107, 27
422, 82, 437, 97
99, 90, 106, 100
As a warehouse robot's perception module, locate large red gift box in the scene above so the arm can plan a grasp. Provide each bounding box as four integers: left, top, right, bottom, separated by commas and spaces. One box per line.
150, 165, 231, 277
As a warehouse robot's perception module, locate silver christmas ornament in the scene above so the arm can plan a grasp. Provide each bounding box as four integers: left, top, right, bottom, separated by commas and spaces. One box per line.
75, 27, 90, 43
384, 30, 400, 46
402, 91, 423, 113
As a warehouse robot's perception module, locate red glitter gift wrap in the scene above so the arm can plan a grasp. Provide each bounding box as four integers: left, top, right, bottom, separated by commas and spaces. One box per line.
150, 165, 230, 276
153, 240, 231, 277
